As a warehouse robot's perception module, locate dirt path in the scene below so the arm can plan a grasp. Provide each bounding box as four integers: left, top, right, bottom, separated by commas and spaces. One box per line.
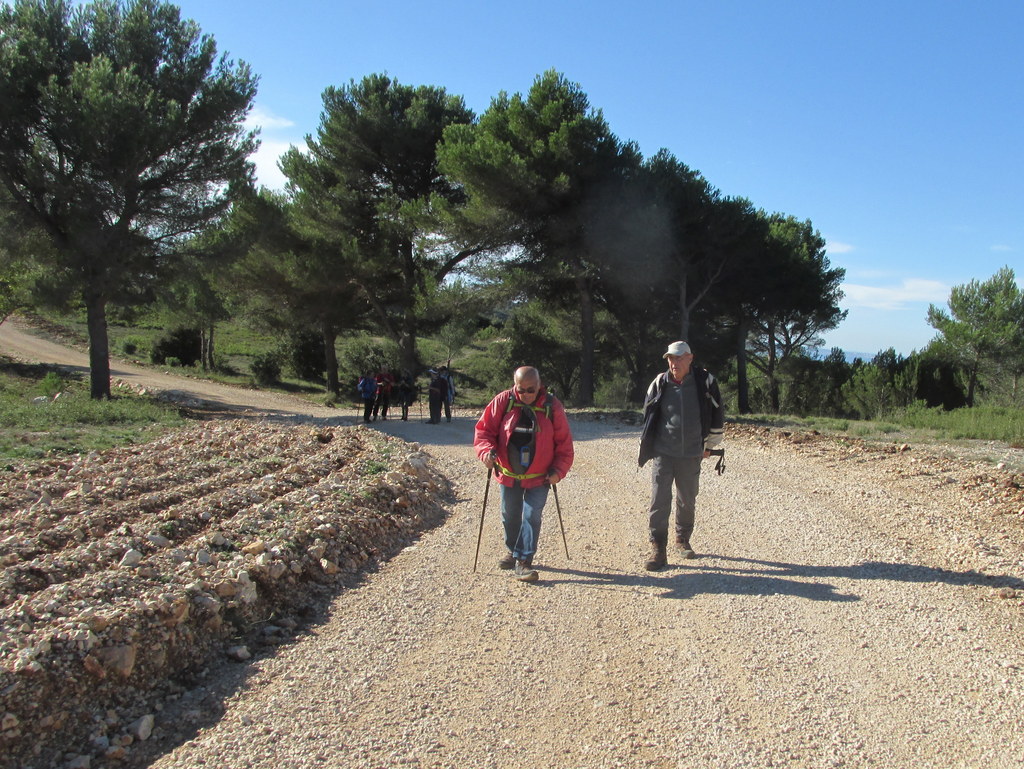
4, 318, 1024, 767
138, 414, 1023, 769
0, 317, 351, 422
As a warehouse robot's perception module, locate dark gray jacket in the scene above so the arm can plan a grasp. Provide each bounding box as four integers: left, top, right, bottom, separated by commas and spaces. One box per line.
638, 367, 724, 467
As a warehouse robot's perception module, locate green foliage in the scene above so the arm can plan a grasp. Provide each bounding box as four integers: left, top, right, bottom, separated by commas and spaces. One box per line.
121, 337, 142, 356
927, 267, 1024, 407
278, 329, 326, 383
0, 361, 184, 459
39, 371, 65, 398
337, 337, 400, 384
284, 73, 489, 373
594, 372, 635, 409
899, 402, 1024, 444
497, 302, 581, 402
250, 352, 282, 386
0, 0, 258, 397
151, 327, 201, 366
841, 350, 919, 420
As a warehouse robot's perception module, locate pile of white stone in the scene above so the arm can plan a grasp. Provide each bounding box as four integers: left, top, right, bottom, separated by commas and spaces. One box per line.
0, 422, 450, 768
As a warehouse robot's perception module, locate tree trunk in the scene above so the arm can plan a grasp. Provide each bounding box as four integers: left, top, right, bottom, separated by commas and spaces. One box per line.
398, 329, 417, 376
322, 323, 339, 395
766, 320, 780, 413
966, 361, 978, 408
736, 317, 751, 414
576, 274, 595, 406
678, 274, 690, 341
201, 322, 216, 370
84, 290, 111, 399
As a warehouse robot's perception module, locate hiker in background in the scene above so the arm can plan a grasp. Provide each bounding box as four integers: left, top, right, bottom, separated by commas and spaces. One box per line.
637, 341, 724, 570
357, 372, 377, 423
372, 368, 394, 421
427, 368, 447, 424
439, 365, 456, 422
474, 366, 574, 582
397, 370, 417, 421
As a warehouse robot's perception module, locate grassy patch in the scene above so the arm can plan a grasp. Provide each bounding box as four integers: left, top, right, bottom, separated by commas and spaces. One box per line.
0, 360, 185, 459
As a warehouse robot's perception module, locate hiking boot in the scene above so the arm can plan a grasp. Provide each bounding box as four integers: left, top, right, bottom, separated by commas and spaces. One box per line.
675, 539, 696, 559
644, 543, 667, 571
514, 559, 539, 582
497, 551, 515, 570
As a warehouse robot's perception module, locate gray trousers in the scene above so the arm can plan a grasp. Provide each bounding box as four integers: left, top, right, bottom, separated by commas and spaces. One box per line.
648, 455, 702, 545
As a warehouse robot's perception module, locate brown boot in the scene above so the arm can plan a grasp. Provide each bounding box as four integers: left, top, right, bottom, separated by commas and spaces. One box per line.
644, 542, 667, 571
675, 538, 696, 559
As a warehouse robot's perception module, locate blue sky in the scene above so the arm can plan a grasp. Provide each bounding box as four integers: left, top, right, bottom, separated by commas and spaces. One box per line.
171, 0, 1023, 357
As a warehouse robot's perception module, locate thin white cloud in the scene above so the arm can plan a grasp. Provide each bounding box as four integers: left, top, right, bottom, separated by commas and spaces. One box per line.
842, 278, 949, 311
250, 139, 296, 191
990, 244, 1013, 252
825, 239, 855, 254
245, 105, 296, 132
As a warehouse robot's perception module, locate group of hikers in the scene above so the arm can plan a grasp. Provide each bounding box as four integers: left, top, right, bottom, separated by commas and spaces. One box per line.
357, 366, 456, 424
358, 341, 724, 578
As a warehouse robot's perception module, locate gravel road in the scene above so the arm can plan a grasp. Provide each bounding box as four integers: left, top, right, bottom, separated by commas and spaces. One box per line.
139, 413, 1022, 769
4, 316, 1024, 768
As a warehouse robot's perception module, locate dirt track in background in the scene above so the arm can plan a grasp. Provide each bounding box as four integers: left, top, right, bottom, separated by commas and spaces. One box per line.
0, 317, 349, 422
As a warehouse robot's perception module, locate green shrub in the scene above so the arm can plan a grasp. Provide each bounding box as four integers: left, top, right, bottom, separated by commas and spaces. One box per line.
151, 327, 201, 366
251, 352, 282, 386
594, 372, 635, 409
338, 337, 400, 383
279, 329, 325, 382
39, 371, 64, 398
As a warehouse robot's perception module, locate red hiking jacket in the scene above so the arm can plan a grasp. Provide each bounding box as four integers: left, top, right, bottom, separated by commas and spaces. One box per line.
474, 387, 574, 489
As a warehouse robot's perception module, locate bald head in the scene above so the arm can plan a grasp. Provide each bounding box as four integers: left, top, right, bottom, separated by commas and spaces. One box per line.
513, 366, 541, 404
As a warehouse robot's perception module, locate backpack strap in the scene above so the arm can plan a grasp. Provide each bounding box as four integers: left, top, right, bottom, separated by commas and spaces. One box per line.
505, 392, 552, 423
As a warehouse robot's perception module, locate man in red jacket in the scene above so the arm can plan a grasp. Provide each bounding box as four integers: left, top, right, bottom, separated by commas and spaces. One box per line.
474, 366, 574, 582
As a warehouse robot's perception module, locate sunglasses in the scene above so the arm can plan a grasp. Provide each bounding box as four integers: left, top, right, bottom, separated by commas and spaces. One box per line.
516, 386, 538, 394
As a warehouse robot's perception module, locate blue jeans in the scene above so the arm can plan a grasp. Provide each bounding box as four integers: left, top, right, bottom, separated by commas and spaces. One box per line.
500, 482, 549, 560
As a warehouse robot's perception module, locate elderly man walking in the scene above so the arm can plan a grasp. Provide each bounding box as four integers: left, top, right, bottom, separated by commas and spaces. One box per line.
474, 366, 574, 582
638, 341, 724, 570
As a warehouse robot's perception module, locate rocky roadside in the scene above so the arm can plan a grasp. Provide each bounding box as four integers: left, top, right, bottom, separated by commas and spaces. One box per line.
0, 422, 452, 769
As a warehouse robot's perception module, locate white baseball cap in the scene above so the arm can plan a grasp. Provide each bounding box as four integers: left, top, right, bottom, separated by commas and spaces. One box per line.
663, 341, 692, 358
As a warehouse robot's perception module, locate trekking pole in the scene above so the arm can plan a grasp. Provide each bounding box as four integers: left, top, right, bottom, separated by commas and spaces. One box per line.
472, 453, 496, 572
551, 483, 569, 561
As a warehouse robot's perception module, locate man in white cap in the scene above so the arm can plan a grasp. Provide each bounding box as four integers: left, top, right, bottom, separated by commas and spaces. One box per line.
637, 341, 724, 570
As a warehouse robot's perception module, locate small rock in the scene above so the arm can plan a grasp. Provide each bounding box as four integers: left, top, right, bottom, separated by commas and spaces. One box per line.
997, 587, 1018, 599
241, 540, 265, 555
237, 581, 258, 604
193, 595, 221, 613
209, 532, 227, 547
2, 712, 19, 731
213, 580, 237, 598
119, 549, 144, 568
227, 645, 251, 661
94, 644, 137, 679
196, 549, 212, 565
321, 558, 339, 575
128, 713, 155, 741
66, 756, 91, 769
147, 533, 171, 548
